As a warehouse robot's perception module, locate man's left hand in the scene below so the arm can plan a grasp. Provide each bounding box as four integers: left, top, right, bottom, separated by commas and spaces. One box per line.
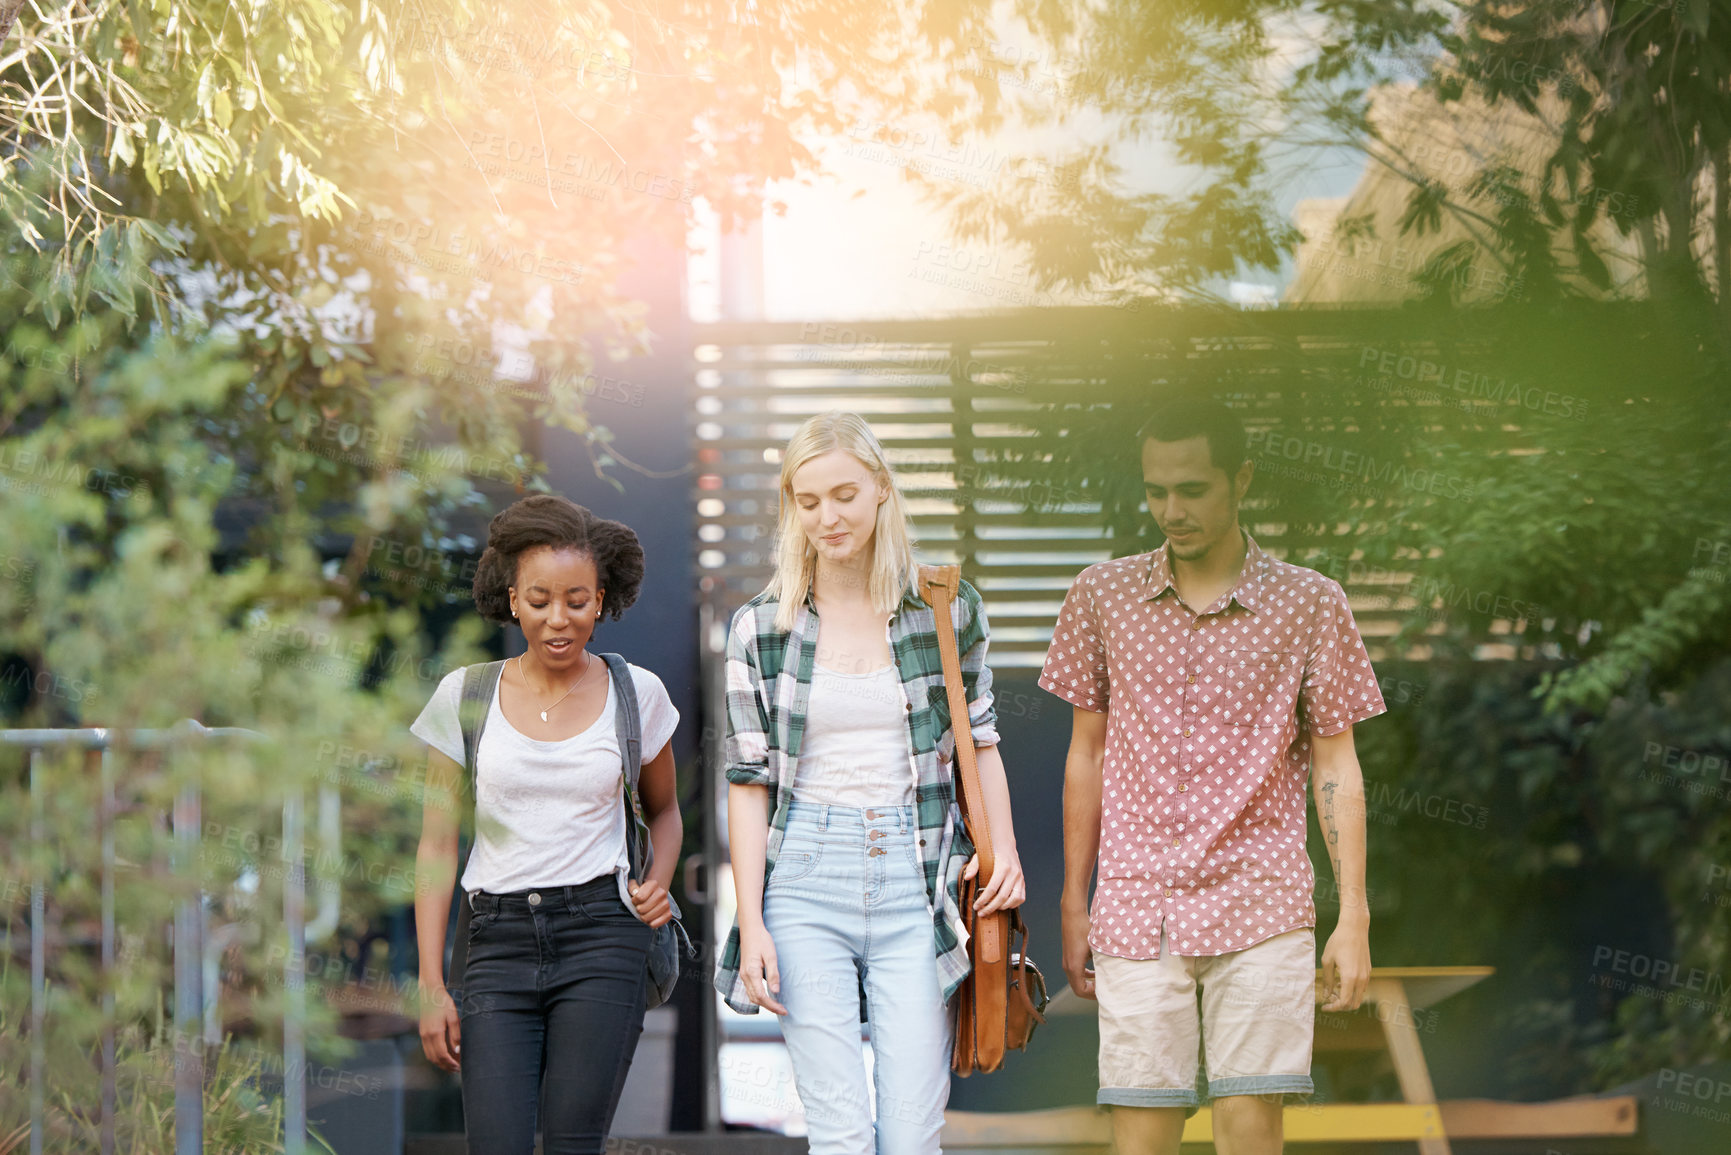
1319, 921, 1370, 1011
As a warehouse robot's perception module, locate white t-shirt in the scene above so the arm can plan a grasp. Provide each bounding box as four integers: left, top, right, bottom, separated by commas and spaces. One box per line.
794, 662, 916, 807
410, 659, 679, 904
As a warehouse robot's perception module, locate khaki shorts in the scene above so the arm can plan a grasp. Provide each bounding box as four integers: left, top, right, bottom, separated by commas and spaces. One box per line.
1095, 925, 1315, 1109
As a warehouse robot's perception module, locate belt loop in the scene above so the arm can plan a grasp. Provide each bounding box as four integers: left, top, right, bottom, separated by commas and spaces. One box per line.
818, 803, 830, 831
899, 806, 908, 834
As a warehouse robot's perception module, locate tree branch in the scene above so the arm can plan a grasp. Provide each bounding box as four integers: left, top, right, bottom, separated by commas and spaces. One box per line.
0, 0, 25, 49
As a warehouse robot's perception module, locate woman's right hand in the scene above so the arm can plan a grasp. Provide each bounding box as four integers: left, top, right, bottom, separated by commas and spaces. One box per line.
419, 980, 462, 1071
739, 923, 787, 1015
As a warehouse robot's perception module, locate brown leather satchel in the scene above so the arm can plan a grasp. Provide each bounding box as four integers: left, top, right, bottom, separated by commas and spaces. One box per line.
918, 563, 1049, 1076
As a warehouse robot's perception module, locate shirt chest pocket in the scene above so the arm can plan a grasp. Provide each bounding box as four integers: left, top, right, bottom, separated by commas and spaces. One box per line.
920, 682, 952, 745
1218, 649, 1297, 726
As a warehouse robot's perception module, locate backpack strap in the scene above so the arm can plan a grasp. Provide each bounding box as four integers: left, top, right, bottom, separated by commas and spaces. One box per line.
446, 659, 505, 995
600, 653, 652, 882
601, 653, 694, 973
459, 660, 505, 797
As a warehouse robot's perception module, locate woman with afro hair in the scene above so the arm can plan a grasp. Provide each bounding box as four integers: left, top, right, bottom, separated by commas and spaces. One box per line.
409, 493, 683, 1154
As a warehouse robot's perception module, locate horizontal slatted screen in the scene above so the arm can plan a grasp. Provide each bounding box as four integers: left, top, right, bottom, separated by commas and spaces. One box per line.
690, 308, 1484, 668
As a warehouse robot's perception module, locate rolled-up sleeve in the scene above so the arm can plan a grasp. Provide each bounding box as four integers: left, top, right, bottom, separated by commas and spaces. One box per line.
723, 608, 773, 786
957, 581, 1001, 748
1299, 578, 1387, 737
1039, 571, 1108, 712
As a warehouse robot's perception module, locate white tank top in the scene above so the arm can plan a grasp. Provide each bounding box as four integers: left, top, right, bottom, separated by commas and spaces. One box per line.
794, 662, 915, 807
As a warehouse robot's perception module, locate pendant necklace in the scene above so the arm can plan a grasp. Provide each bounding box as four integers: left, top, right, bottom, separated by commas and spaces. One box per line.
520, 650, 595, 722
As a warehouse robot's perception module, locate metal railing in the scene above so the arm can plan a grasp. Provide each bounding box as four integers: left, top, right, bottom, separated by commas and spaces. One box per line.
2, 721, 340, 1155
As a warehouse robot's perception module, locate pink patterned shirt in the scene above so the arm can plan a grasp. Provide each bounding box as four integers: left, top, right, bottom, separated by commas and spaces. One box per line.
1038, 532, 1386, 959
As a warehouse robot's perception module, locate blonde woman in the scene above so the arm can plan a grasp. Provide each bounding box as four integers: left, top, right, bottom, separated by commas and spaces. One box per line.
714, 411, 1026, 1153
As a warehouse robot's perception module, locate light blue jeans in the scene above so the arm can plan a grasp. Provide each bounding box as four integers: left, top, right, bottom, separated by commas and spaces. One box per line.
763, 800, 952, 1155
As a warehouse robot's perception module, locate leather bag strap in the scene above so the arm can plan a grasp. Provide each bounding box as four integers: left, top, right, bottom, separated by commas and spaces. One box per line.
918, 563, 1002, 966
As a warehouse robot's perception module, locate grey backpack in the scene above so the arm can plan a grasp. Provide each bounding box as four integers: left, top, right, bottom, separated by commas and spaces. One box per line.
444, 655, 691, 1008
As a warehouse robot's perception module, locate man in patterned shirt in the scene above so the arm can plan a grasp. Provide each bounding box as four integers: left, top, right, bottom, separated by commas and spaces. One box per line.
1038, 397, 1386, 1155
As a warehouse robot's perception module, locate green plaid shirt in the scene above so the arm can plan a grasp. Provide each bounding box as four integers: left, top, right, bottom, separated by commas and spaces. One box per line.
713, 577, 1000, 1014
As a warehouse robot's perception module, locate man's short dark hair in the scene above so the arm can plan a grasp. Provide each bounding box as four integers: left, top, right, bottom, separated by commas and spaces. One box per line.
1136, 397, 1248, 475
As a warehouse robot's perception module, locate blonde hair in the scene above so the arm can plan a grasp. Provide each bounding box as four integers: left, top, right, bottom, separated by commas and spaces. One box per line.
764, 411, 918, 632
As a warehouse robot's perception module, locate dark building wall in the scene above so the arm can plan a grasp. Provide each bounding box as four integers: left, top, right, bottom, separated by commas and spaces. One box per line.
537, 236, 700, 770
535, 235, 710, 1130
945, 666, 1100, 1111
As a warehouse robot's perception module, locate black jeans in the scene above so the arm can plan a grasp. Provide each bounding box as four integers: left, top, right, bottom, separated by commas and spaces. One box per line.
456, 877, 652, 1154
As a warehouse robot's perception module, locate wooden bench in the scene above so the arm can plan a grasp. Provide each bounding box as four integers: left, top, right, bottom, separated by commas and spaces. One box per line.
944, 966, 1640, 1153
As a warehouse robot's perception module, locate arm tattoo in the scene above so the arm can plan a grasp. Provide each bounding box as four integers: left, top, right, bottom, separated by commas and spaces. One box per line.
1321, 780, 1340, 853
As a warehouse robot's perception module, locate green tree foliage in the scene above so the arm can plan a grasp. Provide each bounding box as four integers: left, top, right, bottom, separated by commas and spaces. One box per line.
980, 298, 1730, 1089
926, 0, 1731, 705
0, 0, 1013, 1139
906, 1, 1731, 308
932, 14, 1730, 1094
946, 19, 1731, 1082
0, 974, 342, 1153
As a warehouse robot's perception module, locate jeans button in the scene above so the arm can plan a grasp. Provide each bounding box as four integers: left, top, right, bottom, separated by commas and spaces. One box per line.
528, 892, 542, 906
